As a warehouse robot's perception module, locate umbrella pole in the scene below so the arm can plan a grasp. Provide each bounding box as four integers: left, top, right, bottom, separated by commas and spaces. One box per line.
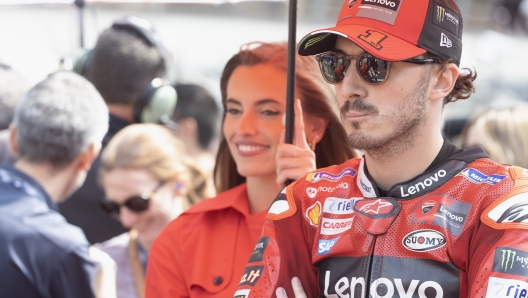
284, 0, 297, 185
75, 0, 85, 48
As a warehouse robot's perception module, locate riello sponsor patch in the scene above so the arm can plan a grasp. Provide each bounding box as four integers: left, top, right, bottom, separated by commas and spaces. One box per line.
402, 229, 446, 252
320, 217, 354, 235
486, 277, 528, 298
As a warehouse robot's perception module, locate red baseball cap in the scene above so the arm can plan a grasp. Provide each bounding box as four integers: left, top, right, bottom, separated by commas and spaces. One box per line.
298, 0, 463, 65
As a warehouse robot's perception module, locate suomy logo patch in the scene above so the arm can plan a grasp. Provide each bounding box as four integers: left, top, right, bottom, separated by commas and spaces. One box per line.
402, 229, 446, 252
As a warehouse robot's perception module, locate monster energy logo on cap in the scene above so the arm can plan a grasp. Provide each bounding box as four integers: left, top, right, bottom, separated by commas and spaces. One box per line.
437, 6, 445, 22
492, 247, 528, 277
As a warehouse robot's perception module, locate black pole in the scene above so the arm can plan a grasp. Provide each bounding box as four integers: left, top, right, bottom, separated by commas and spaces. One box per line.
75, 0, 85, 48
284, 0, 297, 144
284, 0, 297, 185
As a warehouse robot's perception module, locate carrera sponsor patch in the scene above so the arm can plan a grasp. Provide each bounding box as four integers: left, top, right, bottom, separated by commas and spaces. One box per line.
306, 202, 322, 226
433, 4, 461, 37
402, 229, 446, 252
306, 168, 357, 183
233, 289, 250, 298
248, 237, 270, 263
239, 266, 263, 287
459, 168, 506, 186
320, 217, 354, 235
356, 0, 403, 25
486, 276, 528, 298
317, 237, 340, 255
493, 247, 528, 277
411, 194, 471, 236
316, 256, 460, 298
323, 197, 359, 215
486, 192, 528, 228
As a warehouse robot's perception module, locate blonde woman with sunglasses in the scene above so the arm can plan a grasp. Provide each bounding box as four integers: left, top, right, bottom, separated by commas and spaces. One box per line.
95, 123, 205, 298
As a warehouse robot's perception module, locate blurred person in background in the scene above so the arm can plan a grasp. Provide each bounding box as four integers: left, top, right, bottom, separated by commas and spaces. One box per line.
62, 15, 177, 244
461, 104, 528, 168
145, 42, 356, 298
0, 71, 108, 298
0, 62, 29, 164
95, 123, 205, 298
171, 83, 221, 198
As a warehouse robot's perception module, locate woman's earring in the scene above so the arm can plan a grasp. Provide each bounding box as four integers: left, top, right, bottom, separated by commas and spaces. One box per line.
309, 135, 318, 151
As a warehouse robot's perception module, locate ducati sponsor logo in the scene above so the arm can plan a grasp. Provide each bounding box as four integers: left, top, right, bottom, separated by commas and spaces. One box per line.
322, 271, 444, 298
306, 187, 318, 198
492, 247, 528, 277
320, 217, 354, 235
306, 168, 357, 183
422, 200, 436, 214
400, 169, 446, 198
486, 277, 528, 298
323, 197, 359, 215
459, 168, 506, 186
317, 237, 340, 255
306, 202, 322, 226
487, 193, 528, 225
403, 230, 446, 252
239, 266, 263, 286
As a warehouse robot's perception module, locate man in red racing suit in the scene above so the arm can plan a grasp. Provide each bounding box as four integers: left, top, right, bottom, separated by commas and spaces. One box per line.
234, 0, 528, 297
235, 144, 528, 297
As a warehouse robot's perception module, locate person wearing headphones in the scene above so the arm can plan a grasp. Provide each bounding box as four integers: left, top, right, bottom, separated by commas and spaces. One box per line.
60, 15, 177, 244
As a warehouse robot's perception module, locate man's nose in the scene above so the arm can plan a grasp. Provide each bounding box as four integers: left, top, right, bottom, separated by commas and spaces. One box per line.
337, 63, 368, 102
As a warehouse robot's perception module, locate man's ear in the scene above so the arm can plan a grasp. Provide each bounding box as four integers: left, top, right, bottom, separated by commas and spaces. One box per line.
430, 63, 459, 102
8, 124, 18, 156
303, 114, 329, 145
78, 142, 102, 172
176, 117, 198, 139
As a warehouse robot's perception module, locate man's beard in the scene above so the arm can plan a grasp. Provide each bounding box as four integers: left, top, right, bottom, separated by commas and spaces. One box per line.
340, 72, 430, 159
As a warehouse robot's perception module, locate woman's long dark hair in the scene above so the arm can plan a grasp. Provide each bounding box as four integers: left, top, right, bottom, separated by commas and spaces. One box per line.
214, 42, 356, 193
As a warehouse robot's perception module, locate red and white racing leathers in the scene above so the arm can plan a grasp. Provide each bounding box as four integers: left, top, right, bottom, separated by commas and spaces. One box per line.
234, 147, 528, 298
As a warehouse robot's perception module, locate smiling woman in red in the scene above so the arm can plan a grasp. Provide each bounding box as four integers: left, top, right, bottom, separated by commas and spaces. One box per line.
145, 42, 356, 298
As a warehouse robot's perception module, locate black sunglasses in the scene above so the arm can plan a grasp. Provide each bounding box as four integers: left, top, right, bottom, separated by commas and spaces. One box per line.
315, 52, 440, 85
100, 181, 164, 217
